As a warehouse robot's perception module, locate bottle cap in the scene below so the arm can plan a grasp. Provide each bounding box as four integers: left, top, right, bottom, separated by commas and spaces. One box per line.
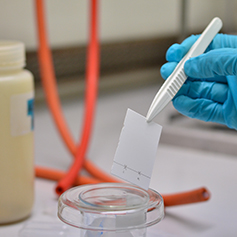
0, 41, 25, 70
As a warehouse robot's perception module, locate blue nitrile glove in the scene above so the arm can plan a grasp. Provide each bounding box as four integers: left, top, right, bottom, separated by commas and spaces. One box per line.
160, 33, 237, 130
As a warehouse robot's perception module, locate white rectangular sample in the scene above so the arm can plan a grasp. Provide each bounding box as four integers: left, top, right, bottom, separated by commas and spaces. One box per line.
111, 108, 162, 190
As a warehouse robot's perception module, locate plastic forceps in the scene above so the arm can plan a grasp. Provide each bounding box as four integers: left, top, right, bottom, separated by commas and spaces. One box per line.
146, 17, 223, 122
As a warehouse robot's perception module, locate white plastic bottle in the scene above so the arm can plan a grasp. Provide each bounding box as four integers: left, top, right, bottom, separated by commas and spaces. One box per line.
0, 41, 34, 223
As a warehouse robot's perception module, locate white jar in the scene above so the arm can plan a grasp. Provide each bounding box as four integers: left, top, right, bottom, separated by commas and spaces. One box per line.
0, 41, 34, 224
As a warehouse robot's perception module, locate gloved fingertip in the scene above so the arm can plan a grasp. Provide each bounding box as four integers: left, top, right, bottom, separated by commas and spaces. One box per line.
166, 44, 177, 61
160, 64, 169, 79
166, 43, 184, 62
160, 62, 178, 80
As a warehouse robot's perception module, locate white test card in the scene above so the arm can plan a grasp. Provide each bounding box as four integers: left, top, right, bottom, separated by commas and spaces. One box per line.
111, 108, 162, 190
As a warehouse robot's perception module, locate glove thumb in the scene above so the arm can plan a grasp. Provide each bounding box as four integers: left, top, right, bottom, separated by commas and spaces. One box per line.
184, 48, 237, 78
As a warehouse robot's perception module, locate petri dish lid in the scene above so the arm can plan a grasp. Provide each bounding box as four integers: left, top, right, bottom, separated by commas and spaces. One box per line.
58, 183, 164, 231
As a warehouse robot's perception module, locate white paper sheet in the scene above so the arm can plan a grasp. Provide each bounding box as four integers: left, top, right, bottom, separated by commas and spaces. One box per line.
111, 109, 162, 190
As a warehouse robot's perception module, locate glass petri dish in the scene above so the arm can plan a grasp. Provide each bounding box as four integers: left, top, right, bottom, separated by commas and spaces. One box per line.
58, 183, 164, 232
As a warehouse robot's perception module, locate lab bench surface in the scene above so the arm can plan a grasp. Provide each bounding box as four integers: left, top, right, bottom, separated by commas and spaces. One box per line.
1, 85, 237, 236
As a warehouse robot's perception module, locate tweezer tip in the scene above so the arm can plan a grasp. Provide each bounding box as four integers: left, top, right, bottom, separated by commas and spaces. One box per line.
146, 113, 153, 123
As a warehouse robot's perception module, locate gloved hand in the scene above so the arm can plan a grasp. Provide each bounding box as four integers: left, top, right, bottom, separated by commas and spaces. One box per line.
160, 33, 237, 130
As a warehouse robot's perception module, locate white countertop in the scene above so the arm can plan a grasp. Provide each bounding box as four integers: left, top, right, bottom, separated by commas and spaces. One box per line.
1, 85, 237, 236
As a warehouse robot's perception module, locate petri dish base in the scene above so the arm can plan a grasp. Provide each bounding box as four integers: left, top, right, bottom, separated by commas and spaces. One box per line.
58, 183, 164, 236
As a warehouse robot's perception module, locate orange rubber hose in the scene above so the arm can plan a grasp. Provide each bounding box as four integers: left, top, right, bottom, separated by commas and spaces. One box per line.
163, 187, 210, 206
36, 166, 210, 206
35, 0, 116, 185
55, 0, 99, 195
35, 0, 76, 156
